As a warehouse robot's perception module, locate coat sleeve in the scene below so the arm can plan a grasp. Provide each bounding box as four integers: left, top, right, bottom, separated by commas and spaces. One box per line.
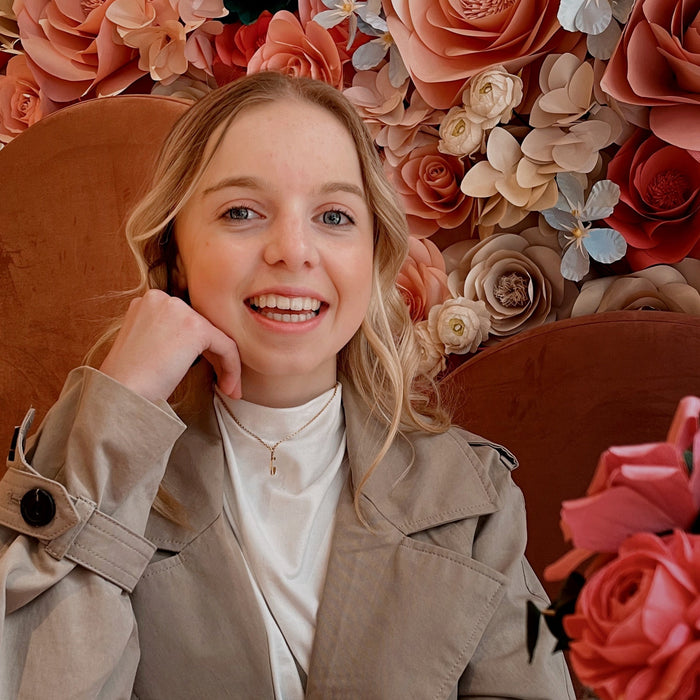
0, 367, 186, 699
456, 441, 576, 700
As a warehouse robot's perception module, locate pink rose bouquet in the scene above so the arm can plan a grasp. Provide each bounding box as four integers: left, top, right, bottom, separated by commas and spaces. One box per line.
531, 395, 700, 700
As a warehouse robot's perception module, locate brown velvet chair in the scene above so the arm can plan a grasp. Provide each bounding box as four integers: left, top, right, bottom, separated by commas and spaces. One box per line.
0, 94, 189, 447
439, 311, 700, 599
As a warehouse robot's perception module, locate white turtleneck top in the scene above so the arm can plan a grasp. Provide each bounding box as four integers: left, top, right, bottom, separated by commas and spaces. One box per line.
213, 384, 347, 699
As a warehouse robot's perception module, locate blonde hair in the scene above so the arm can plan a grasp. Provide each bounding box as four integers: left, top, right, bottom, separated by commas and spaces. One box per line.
90, 72, 450, 519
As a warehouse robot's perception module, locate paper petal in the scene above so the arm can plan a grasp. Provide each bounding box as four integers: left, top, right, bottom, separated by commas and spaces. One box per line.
583, 179, 620, 220
561, 243, 590, 281
575, 0, 612, 35
583, 228, 627, 263
542, 206, 577, 231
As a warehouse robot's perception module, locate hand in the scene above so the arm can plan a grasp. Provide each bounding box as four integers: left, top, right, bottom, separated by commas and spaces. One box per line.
99, 290, 242, 403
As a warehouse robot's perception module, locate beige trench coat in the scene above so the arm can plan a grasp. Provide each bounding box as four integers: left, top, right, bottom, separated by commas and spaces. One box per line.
0, 367, 574, 699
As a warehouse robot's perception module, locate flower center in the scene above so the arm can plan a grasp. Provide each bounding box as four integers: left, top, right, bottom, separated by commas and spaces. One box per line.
646, 169, 690, 209
461, 0, 517, 20
451, 118, 467, 137
81, 0, 103, 14
479, 82, 493, 95
493, 272, 530, 308
449, 318, 465, 336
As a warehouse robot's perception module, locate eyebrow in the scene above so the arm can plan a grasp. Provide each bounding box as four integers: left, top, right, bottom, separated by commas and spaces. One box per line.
202, 176, 366, 200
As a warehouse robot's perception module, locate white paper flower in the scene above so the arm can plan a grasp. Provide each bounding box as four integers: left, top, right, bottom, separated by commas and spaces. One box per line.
542, 172, 626, 282
463, 66, 523, 130
427, 297, 491, 355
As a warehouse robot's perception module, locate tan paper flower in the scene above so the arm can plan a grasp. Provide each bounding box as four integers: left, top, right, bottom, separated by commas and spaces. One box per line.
529, 53, 595, 128
460, 127, 559, 229
427, 297, 491, 355
0, 53, 57, 142
414, 320, 447, 378
150, 72, 215, 100
438, 106, 484, 158
396, 236, 451, 322
463, 66, 523, 130
446, 231, 578, 337
571, 262, 700, 316
0, 0, 19, 53
386, 138, 474, 238
521, 119, 613, 174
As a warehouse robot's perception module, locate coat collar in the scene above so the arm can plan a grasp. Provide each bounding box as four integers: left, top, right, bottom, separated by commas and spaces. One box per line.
145, 377, 507, 697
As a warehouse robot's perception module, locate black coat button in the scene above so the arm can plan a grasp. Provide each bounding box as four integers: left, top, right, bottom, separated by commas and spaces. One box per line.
20, 488, 56, 527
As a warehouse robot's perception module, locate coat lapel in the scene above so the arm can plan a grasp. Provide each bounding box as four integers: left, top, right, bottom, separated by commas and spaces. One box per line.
307, 387, 507, 698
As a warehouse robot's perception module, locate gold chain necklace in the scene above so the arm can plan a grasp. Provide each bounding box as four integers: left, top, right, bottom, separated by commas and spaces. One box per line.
216, 383, 339, 475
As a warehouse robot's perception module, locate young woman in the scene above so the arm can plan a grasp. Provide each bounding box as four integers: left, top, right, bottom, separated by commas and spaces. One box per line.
0, 72, 574, 698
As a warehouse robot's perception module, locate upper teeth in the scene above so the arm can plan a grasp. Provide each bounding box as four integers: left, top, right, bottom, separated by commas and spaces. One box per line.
251, 294, 322, 311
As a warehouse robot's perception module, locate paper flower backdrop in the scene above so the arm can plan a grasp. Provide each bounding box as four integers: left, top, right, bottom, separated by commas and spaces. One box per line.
2, 0, 699, 370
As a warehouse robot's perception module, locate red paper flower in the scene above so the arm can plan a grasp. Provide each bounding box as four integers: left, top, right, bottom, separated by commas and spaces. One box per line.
604, 129, 700, 270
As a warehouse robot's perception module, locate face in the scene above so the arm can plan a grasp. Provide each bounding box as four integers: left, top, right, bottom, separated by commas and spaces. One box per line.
173, 98, 375, 406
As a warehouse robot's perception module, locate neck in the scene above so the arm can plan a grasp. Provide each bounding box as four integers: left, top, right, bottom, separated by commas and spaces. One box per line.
239, 368, 338, 408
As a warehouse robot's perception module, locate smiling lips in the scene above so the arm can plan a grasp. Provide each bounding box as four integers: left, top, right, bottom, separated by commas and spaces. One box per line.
248, 293, 323, 323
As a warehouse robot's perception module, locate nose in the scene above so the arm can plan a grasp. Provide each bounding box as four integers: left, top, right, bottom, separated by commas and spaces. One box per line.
262, 214, 320, 270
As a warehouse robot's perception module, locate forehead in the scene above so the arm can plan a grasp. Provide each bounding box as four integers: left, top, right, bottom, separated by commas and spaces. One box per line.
202, 98, 363, 175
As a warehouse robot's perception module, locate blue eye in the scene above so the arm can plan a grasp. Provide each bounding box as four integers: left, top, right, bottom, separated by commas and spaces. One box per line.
225, 207, 256, 220
322, 210, 353, 225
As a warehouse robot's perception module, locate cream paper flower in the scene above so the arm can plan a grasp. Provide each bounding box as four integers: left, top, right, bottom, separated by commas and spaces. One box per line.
529, 54, 595, 128
446, 230, 578, 337
460, 127, 559, 229
427, 297, 491, 355
438, 105, 484, 157
463, 66, 523, 130
571, 261, 700, 316
414, 320, 448, 378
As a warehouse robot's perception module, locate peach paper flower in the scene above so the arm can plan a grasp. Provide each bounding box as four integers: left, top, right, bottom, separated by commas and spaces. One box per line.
16, 0, 143, 103
565, 531, 700, 700
462, 66, 523, 130
396, 237, 450, 322
0, 53, 57, 142
446, 230, 578, 337
213, 12, 271, 86
600, 0, 700, 154
246, 10, 345, 90
383, 0, 581, 109
385, 138, 474, 238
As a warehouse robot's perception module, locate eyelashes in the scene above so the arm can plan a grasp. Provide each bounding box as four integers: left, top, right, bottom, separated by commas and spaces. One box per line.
220, 206, 356, 226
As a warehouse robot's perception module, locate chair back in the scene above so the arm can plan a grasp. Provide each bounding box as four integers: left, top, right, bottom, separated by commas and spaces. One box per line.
0, 95, 189, 445
439, 311, 700, 597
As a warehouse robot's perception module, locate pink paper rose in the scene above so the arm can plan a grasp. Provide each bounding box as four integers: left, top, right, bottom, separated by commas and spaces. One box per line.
565, 531, 700, 700
246, 10, 345, 90
15, 0, 143, 103
0, 53, 57, 142
396, 237, 450, 322
600, 0, 700, 154
384, 139, 475, 238
605, 129, 700, 270
546, 396, 700, 580
383, 0, 580, 109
